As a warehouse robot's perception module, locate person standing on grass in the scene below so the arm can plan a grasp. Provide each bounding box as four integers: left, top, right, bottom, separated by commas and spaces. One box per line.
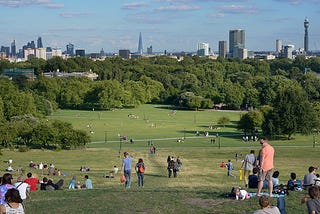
121, 152, 134, 188
227, 160, 235, 177
256, 136, 275, 197
241, 150, 256, 188
135, 158, 145, 187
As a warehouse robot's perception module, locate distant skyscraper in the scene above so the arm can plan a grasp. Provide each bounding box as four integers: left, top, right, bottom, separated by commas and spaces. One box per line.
197, 42, 209, 56
304, 18, 309, 52
218, 41, 227, 58
283, 45, 294, 59
147, 46, 152, 55
11, 40, 16, 57
75, 49, 85, 57
138, 32, 143, 54
37, 36, 43, 48
276, 39, 282, 54
100, 48, 105, 57
229, 29, 245, 56
66, 43, 74, 56
119, 49, 130, 59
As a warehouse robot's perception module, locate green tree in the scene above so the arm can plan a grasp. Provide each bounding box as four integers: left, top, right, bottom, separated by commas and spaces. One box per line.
217, 116, 230, 128
262, 82, 318, 139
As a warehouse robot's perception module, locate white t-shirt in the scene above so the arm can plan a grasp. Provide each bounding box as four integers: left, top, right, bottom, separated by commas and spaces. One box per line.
14, 182, 29, 200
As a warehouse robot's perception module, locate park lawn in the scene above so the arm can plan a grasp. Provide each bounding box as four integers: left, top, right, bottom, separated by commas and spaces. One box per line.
1, 145, 316, 213
1, 105, 317, 213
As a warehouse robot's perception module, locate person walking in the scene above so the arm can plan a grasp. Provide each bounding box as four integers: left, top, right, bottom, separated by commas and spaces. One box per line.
135, 158, 145, 187
241, 150, 256, 187
121, 152, 134, 188
227, 160, 235, 177
256, 136, 275, 197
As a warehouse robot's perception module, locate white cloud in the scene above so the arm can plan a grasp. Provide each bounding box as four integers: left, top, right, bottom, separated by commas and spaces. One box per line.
218, 4, 259, 14
156, 4, 200, 11
0, 0, 63, 8
60, 12, 92, 18
121, 2, 149, 10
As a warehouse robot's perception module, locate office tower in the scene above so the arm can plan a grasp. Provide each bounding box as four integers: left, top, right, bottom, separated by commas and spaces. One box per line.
0, 46, 10, 57
35, 48, 46, 60
37, 36, 43, 48
304, 18, 309, 52
119, 49, 130, 59
147, 46, 152, 55
24, 48, 35, 60
11, 40, 16, 57
66, 43, 74, 56
218, 41, 227, 58
100, 48, 105, 57
137, 32, 143, 54
283, 45, 294, 59
229, 29, 245, 56
276, 39, 282, 54
197, 42, 209, 56
75, 49, 85, 57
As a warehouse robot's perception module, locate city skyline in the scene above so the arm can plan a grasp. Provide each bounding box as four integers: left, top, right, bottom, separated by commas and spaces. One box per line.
1, 0, 320, 53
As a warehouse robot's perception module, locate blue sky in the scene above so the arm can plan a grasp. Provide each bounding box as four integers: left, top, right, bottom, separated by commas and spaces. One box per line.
1, 0, 319, 53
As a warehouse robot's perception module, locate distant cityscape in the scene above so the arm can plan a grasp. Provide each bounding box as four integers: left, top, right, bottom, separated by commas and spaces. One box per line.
1, 18, 319, 62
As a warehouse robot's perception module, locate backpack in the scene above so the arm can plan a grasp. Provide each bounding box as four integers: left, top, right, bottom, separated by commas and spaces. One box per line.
139, 164, 145, 173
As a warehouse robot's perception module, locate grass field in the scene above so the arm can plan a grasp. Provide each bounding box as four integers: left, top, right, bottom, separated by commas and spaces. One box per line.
1, 105, 318, 213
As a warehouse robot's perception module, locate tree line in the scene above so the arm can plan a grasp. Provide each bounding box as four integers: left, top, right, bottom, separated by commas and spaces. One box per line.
0, 55, 320, 147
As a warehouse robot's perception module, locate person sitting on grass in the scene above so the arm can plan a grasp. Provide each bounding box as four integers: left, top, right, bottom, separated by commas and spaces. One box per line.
301, 185, 320, 214
81, 175, 93, 189
287, 172, 302, 191
253, 195, 280, 214
248, 167, 259, 188
0, 189, 25, 214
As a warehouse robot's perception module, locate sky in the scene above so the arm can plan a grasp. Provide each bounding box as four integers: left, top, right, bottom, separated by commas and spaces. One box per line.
0, 0, 320, 53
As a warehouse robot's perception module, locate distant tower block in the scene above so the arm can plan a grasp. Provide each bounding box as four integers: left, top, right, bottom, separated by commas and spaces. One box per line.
304, 18, 309, 52
138, 32, 143, 54
276, 39, 282, 54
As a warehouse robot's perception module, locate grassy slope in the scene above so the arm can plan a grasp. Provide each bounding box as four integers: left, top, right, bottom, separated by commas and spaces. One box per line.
2, 105, 317, 213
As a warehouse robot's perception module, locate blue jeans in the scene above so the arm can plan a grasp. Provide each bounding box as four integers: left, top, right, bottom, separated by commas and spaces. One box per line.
137, 172, 144, 187
124, 169, 132, 188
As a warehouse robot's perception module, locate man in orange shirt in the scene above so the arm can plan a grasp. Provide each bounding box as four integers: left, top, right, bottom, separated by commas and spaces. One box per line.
256, 136, 275, 197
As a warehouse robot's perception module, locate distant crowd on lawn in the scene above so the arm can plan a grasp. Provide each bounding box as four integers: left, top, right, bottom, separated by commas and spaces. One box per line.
222, 136, 320, 214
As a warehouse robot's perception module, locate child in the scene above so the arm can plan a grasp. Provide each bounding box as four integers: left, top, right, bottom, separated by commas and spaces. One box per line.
227, 160, 234, 177
234, 187, 250, 200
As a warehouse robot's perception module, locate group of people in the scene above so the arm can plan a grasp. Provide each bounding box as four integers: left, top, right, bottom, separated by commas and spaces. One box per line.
228, 136, 320, 214
167, 156, 183, 178
0, 172, 38, 213
120, 151, 145, 188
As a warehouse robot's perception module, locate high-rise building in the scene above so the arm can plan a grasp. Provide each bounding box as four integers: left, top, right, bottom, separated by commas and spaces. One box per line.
37, 36, 43, 48
100, 48, 105, 57
197, 42, 209, 56
119, 49, 130, 59
66, 43, 74, 56
11, 40, 16, 57
0, 46, 10, 57
137, 32, 143, 54
75, 49, 85, 57
35, 48, 46, 60
147, 46, 152, 55
229, 29, 245, 57
276, 39, 282, 54
283, 45, 294, 59
304, 18, 309, 52
218, 41, 227, 58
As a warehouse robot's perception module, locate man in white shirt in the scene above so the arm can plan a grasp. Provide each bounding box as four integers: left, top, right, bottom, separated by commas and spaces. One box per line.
14, 175, 30, 200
